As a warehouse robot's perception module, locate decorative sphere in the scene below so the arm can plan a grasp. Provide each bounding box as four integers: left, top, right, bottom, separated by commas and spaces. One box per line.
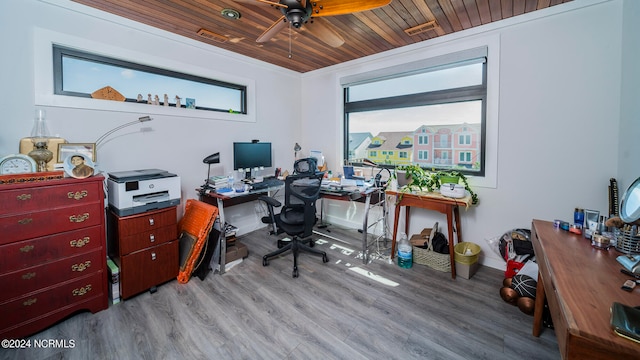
500, 286, 518, 305
503, 277, 513, 288
511, 274, 537, 299
517, 297, 536, 315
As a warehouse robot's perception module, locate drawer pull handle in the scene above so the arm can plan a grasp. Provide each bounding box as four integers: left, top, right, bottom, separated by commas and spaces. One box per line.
70, 237, 90, 248
151, 252, 157, 260
69, 213, 90, 223
16, 193, 32, 201
71, 261, 91, 272
20, 245, 34, 253
68, 190, 88, 200
23, 298, 37, 306
149, 218, 155, 226
72, 285, 92, 296
150, 234, 155, 242
22, 272, 36, 280
18, 218, 33, 225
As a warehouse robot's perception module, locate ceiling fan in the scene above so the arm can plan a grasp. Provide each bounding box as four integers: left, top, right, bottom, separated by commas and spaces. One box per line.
234, 0, 390, 48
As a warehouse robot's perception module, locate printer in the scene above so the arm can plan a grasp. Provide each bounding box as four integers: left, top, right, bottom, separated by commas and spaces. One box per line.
107, 169, 181, 216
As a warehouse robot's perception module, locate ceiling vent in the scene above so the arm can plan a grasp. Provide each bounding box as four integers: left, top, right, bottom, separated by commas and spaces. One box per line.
197, 28, 228, 43
404, 20, 438, 36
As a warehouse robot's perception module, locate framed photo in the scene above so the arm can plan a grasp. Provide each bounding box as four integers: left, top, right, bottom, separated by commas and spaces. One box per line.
62, 153, 95, 179
58, 143, 96, 163
186, 98, 196, 109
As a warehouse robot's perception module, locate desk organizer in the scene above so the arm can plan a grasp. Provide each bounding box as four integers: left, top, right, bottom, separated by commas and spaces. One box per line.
614, 227, 640, 254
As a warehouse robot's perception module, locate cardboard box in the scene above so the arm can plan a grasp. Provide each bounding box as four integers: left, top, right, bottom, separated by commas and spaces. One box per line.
456, 260, 480, 279
226, 242, 248, 264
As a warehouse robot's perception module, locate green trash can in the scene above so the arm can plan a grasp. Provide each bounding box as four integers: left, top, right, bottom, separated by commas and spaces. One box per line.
454, 242, 481, 279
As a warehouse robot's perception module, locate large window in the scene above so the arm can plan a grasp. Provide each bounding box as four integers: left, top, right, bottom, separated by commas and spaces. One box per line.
53, 45, 246, 114
343, 47, 487, 176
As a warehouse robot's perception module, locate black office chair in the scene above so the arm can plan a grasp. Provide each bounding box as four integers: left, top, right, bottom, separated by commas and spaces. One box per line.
259, 165, 328, 278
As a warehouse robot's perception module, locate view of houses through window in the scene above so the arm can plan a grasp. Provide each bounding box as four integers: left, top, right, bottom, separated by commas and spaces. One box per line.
344, 55, 487, 176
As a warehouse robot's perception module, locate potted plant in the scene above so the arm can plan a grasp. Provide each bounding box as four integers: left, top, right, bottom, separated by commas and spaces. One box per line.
398, 166, 479, 205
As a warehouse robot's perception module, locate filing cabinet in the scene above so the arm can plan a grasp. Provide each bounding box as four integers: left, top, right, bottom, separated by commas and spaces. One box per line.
0, 175, 108, 339
107, 206, 178, 299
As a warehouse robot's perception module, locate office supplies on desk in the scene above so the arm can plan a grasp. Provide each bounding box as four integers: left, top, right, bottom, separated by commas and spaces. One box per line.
617, 254, 640, 274
252, 177, 284, 190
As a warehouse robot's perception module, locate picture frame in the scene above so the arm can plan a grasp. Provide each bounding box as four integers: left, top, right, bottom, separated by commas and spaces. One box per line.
62, 152, 95, 179
58, 143, 96, 163
186, 98, 196, 109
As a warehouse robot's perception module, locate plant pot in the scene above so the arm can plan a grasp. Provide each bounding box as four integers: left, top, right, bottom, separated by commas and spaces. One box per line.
439, 175, 460, 184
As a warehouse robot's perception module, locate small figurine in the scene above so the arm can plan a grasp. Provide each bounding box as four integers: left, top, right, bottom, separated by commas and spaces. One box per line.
137, 94, 143, 102
147, 93, 152, 104
164, 94, 169, 106
175, 96, 181, 108
153, 95, 159, 105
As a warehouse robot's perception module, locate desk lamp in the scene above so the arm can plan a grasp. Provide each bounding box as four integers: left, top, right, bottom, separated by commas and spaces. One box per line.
362, 158, 377, 181
203, 152, 220, 185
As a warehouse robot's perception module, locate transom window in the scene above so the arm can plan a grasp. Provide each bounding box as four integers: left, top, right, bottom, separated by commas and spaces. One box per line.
53, 45, 247, 114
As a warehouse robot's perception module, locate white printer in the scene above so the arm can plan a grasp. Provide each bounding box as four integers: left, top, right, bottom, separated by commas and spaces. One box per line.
107, 169, 181, 216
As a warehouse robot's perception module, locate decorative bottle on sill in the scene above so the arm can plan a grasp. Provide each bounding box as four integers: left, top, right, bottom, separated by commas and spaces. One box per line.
397, 232, 413, 269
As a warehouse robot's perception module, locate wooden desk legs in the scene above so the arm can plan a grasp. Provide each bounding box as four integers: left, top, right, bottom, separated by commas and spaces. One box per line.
532, 271, 546, 336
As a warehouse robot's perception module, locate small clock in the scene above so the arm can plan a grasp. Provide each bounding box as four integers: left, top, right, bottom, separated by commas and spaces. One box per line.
0, 154, 37, 175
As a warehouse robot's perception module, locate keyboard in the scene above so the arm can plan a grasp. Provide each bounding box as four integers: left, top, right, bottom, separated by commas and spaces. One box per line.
251, 178, 284, 190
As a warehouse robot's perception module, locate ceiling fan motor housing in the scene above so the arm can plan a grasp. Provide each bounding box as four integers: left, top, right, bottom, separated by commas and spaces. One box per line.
280, 0, 312, 28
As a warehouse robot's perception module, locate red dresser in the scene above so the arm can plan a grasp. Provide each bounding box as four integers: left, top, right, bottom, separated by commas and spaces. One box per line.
0, 175, 108, 339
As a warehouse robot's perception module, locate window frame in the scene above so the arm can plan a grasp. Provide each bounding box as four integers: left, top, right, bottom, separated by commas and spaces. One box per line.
52, 45, 247, 114
34, 28, 256, 122
343, 60, 487, 177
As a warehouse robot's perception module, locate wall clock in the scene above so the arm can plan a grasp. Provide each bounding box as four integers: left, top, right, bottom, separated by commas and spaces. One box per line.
0, 154, 37, 175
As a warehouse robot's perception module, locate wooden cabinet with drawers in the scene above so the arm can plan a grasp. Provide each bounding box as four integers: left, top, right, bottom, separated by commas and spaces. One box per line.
0, 175, 108, 339
107, 207, 178, 299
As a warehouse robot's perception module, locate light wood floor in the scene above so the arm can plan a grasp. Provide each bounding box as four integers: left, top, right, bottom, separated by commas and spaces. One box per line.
2, 225, 560, 360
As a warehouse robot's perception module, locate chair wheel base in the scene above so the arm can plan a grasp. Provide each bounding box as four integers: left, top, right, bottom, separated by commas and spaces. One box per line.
322, 254, 329, 263
262, 257, 269, 266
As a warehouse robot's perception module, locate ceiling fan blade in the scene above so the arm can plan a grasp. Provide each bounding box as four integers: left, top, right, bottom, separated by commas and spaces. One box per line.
311, 0, 391, 17
257, 16, 287, 43
233, 0, 287, 8
309, 18, 344, 48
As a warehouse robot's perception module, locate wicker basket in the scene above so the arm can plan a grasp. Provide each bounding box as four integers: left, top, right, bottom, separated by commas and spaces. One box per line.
413, 243, 451, 272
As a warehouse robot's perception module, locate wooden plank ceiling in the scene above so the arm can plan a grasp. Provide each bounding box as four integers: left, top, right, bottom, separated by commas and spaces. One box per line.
72, 0, 572, 73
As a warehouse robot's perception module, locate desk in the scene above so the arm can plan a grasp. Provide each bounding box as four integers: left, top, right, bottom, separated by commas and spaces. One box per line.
318, 186, 386, 264
386, 190, 472, 279
531, 219, 639, 359
199, 185, 282, 274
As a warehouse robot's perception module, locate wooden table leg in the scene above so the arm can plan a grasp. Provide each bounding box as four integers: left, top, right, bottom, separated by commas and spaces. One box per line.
392, 202, 402, 259
453, 205, 462, 243
533, 271, 546, 336
446, 205, 456, 279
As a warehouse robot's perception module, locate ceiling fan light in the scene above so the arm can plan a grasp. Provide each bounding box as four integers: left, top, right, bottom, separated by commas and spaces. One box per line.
221, 8, 241, 20
286, 10, 305, 28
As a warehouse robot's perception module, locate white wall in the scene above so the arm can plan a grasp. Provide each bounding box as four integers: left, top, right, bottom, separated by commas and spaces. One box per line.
301, 0, 628, 269
618, 0, 640, 191
0, 0, 301, 231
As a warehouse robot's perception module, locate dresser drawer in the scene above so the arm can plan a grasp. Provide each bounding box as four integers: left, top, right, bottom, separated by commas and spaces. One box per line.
0, 181, 102, 214
115, 207, 177, 237
0, 250, 103, 302
119, 224, 176, 255
120, 240, 178, 299
0, 225, 102, 273
0, 271, 104, 331
0, 202, 104, 243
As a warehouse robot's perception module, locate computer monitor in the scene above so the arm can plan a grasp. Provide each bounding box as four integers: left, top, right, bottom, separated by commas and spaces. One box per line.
233, 142, 272, 179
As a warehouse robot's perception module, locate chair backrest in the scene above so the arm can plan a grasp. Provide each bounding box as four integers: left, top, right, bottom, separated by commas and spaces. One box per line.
293, 157, 317, 175
282, 171, 324, 238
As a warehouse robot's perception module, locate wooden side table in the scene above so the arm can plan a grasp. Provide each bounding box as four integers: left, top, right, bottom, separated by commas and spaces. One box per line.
386, 190, 472, 279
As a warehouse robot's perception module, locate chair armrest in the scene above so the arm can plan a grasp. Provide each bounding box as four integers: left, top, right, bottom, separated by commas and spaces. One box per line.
258, 195, 281, 208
